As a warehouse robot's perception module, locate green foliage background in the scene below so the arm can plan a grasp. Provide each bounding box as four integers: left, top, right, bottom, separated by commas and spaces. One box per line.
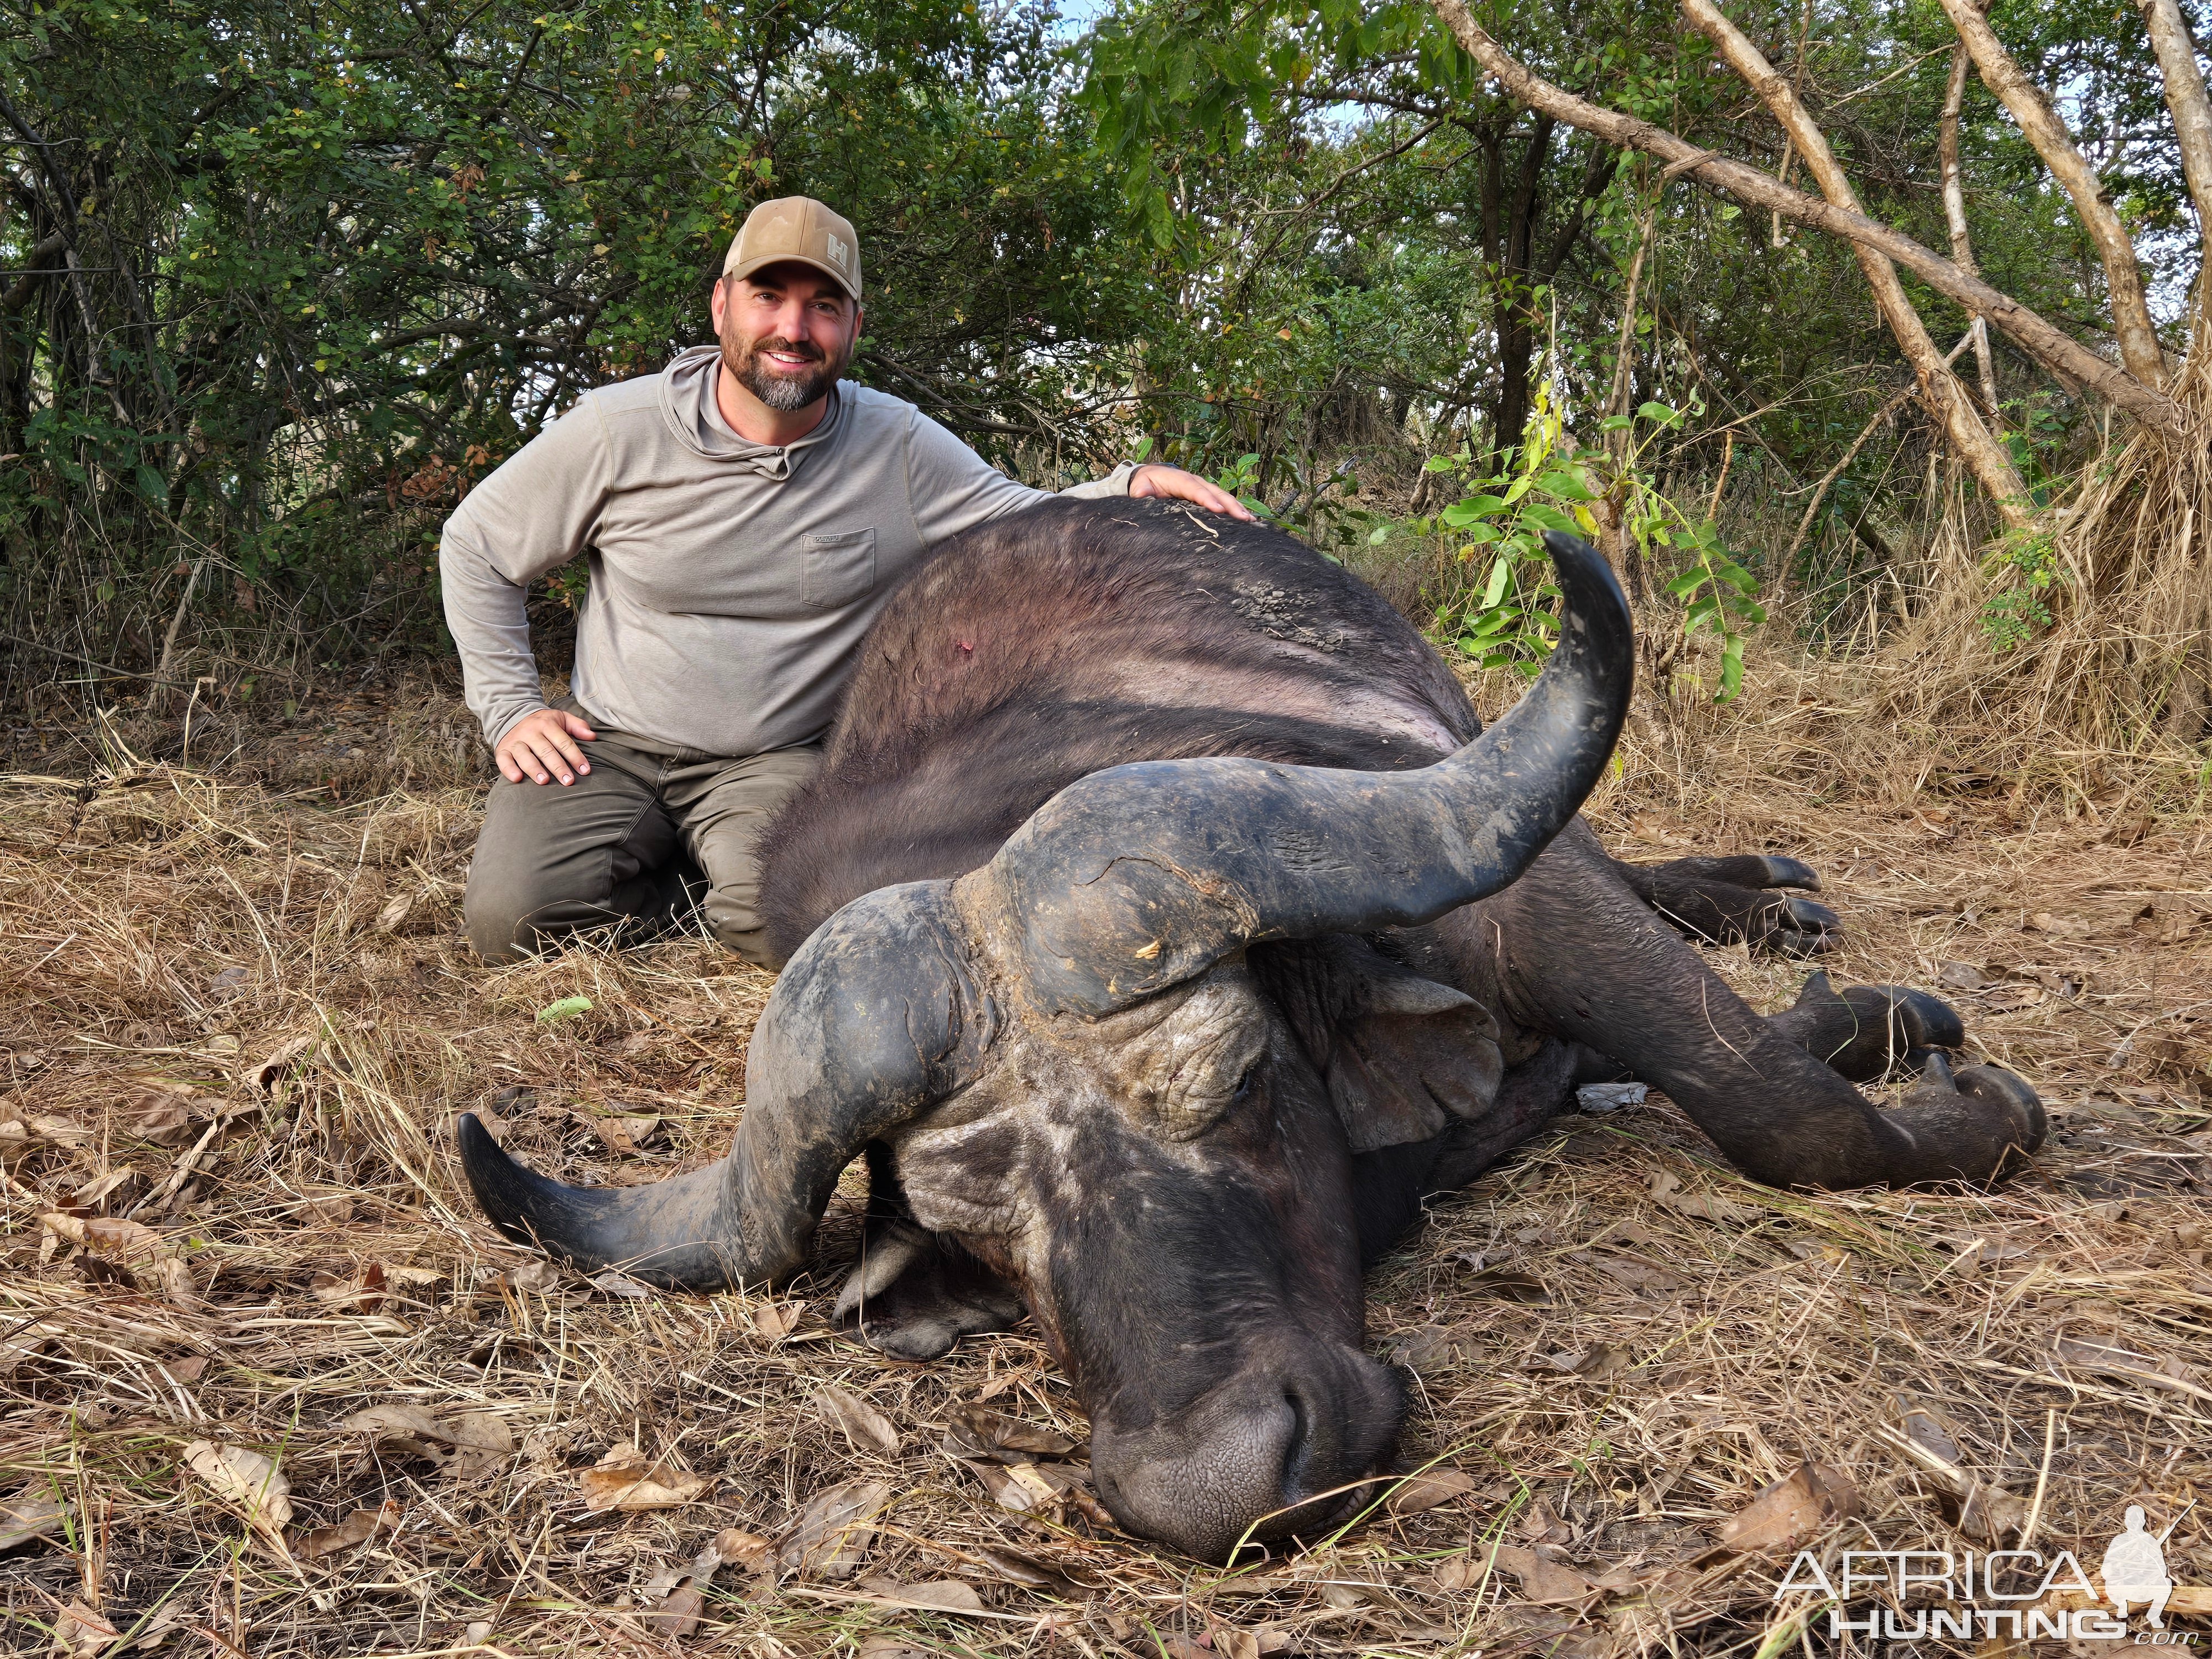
3, 0, 2204, 706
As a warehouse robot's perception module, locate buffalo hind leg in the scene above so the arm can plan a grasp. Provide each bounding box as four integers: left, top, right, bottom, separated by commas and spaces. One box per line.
1614, 853, 1840, 956
1467, 823, 2044, 1188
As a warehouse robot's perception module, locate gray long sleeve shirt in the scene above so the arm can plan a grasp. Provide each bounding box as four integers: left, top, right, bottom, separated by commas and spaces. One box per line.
440, 343, 1131, 757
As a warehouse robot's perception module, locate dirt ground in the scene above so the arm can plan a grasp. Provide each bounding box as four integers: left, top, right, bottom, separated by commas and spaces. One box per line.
2, 662, 2208, 1659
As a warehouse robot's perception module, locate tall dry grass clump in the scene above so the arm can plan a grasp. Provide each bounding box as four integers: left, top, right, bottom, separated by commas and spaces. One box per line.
1892, 318, 2212, 774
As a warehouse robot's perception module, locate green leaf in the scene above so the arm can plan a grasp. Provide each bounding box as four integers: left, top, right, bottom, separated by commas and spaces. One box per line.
1520, 504, 1581, 534
1636, 402, 1682, 426
1534, 468, 1596, 502
1481, 555, 1511, 609
1718, 634, 1746, 701
1424, 456, 1458, 472
535, 995, 594, 1024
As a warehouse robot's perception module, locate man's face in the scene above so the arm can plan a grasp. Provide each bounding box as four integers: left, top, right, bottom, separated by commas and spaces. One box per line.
713, 262, 860, 414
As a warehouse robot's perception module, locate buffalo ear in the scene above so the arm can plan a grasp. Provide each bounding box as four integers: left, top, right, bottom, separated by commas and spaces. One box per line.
1259, 938, 1506, 1154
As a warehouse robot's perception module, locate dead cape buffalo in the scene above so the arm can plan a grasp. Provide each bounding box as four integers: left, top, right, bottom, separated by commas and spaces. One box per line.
461, 499, 2044, 1560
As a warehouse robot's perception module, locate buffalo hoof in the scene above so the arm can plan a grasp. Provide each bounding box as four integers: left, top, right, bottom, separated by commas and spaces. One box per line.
1893, 1054, 2047, 1183
1627, 853, 1842, 957
832, 1220, 1023, 1360
1785, 972, 1966, 1083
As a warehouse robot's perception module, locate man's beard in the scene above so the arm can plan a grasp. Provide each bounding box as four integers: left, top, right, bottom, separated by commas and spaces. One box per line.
722, 328, 847, 414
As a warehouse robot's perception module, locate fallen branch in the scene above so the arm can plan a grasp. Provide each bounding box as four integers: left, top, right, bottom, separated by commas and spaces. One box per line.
1426, 0, 2184, 439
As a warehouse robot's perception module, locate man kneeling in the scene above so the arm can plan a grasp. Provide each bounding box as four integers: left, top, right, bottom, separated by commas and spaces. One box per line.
441, 197, 1245, 967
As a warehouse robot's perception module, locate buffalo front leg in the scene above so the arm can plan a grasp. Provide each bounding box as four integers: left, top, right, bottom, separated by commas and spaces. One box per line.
1612, 852, 1841, 956
1467, 824, 2043, 1188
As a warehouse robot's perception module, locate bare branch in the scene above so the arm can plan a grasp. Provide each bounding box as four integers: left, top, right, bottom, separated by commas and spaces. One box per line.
1425, 0, 2184, 439
1681, 0, 2028, 522
1940, 37, 2001, 415
1937, 0, 2165, 387
2137, 0, 2212, 251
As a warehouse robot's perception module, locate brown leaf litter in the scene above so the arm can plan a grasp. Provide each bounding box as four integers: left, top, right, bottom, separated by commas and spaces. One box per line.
1, 679, 2209, 1655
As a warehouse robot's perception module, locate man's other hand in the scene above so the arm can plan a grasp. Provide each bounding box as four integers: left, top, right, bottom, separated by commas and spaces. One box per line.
497, 707, 598, 786
1130, 463, 1257, 521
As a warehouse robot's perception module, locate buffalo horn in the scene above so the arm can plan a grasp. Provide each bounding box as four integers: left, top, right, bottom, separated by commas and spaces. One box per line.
985, 530, 1633, 1016
458, 880, 989, 1288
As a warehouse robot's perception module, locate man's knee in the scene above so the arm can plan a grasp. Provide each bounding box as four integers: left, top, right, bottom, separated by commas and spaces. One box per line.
462, 862, 562, 961
703, 881, 782, 970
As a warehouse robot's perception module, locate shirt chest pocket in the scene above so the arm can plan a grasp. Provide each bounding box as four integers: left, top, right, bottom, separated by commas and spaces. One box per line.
801, 529, 877, 611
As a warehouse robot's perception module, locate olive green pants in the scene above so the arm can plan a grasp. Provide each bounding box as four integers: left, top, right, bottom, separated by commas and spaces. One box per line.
462, 702, 821, 968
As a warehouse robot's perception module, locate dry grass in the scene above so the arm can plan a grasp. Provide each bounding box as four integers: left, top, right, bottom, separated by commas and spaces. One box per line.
1891, 324, 2212, 756
2, 659, 2209, 1659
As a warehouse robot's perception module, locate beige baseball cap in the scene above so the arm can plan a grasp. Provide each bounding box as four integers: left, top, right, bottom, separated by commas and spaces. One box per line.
721, 197, 863, 301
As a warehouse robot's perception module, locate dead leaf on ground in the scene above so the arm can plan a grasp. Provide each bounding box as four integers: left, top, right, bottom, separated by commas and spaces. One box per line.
777, 1478, 891, 1580
1582, 1253, 1688, 1294
1936, 961, 1986, 990
183, 1439, 293, 1540
589, 1270, 652, 1300
1713, 1463, 1859, 1553
1387, 1466, 1477, 1516
0, 1483, 69, 1550
2028, 910, 2094, 940
752, 1300, 804, 1340
41, 1212, 169, 1264
296, 1499, 400, 1559
942, 1404, 1078, 1462
1465, 1264, 1551, 1303
54, 1601, 117, 1659
2132, 900, 2198, 946
504, 1260, 562, 1296
1648, 1170, 1761, 1225
579, 1443, 709, 1512
645, 1584, 706, 1637
818, 1384, 899, 1457
860, 1578, 987, 1613
248, 1033, 316, 1093
1486, 1542, 1598, 1605
340, 1405, 512, 1483
711, 1527, 774, 1569
964, 1457, 1087, 1516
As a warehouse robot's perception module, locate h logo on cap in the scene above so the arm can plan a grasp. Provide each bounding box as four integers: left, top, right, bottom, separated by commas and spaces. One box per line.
827, 233, 849, 270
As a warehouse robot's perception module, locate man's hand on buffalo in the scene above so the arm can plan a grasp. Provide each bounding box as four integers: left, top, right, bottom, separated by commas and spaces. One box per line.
1616, 852, 1843, 956
497, 706, 598, 787
1130, 462, 1257, 521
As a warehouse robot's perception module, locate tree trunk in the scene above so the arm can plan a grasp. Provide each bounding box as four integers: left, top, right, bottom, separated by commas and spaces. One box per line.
1937, 0, 2166, 388
1681, 0, 2032, 524
1488, 114, 1554, 458
2138, 0, 2212, 262
1425, 0, 2184, 438
1940, 39, 2002, 416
